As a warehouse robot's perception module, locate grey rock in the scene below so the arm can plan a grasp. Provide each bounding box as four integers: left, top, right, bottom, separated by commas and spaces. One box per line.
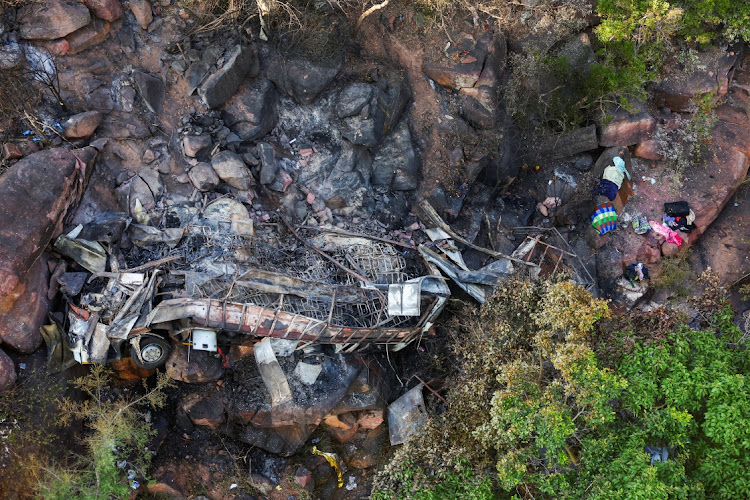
257, 142, 277, 185
222, 78, 278, 142
0, 42, 24, 70
119, 85, 136, 112
571, 153, 594, 172
19, 0, 91, 40
62, 111, 102, 139
556, 33, 596, 71
171, 58, 187, 74
341, 78, 411, 147
299, 143, 372, 212
198, 44, 260, 109
211, 150, 253, 190
188, 162, 220, 191
186, 46, 223, 95
182, 135, 212, 158
138, 168, 164, 198
596, 245, 624, 286
371, 122, 418, 190
337, 83, 374, 118
267, 56, 342, 105
132, 70, 165, 114
527, 124, 598, 159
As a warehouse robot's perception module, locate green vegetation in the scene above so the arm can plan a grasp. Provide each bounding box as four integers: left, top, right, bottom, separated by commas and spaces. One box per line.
504, 0, 750, 133
374, 271, 750, 499
37, 366, 174, 500
0, 367, 67, 498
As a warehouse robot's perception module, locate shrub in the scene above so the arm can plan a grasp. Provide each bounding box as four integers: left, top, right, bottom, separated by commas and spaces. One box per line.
37, 366, 174, 500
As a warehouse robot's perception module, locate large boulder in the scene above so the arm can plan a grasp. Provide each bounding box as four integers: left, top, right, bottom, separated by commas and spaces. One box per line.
297, 143, 372, 213
222, 78, 278, 141
0, 147, 97, 313
198, 45, 260, 109
223, 351, 362, 456
424, 33, 492, 90
0, 256, 48, 353
19, 0, 91, 40
653, 46, 741, 112
182, 392, 227, 429
598, 100, 656, 147
267, 56, 342, 105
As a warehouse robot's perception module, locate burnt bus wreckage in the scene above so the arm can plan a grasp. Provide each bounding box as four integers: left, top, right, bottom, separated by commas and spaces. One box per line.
47, 196, 589, 371
49, 197, 453, 370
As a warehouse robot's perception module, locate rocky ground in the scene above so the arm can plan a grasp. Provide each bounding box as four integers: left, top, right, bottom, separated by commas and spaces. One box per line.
1, 0, 750, 498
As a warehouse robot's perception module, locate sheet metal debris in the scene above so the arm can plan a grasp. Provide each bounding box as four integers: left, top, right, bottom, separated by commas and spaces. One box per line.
388, 383, 427, 445
254, 338, 293, 407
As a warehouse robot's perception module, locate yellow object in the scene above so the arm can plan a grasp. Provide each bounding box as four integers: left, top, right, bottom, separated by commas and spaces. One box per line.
312, 445, 343, 488
602, 166, 624, 189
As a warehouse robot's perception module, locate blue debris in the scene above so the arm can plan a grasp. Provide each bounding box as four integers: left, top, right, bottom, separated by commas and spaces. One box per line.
22, 130, 32, 136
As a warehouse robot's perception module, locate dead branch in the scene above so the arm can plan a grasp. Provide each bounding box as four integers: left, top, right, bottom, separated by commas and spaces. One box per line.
355, 0, 388, 31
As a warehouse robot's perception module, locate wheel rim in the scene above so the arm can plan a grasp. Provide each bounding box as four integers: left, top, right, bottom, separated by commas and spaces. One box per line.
141, 343, 163, 363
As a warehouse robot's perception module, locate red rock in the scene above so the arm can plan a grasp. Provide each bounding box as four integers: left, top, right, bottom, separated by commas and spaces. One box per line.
129, 0, 153, 30
0, 147, 97, 313
424, 62, 482, 90
19, 0, 91, 40
84, 0, 123, 21
635, 241, 662, 264
661, 241, 681, 257
2, 143, 22, 160
229, 344, 254, 361
66, 19, 111, 55
45, 39, 70, 56
294, 466, 314, 490
146, 482, 186, 500
0, 256, 48, 353
357, 409, 384, 430
634, 140, 665, 160
0, 348, 16, 392
598, 101, 655, 147
62, 110, 103, 139
109, 357, 155, 380
324, 412, 360, 444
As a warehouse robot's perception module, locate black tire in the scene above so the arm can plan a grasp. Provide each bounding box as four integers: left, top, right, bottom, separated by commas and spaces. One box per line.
130, 336, 171, 370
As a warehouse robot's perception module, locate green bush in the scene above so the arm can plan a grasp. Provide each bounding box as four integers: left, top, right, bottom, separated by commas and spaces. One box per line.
374, 272, 750, 499
37, 366, 174, 500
